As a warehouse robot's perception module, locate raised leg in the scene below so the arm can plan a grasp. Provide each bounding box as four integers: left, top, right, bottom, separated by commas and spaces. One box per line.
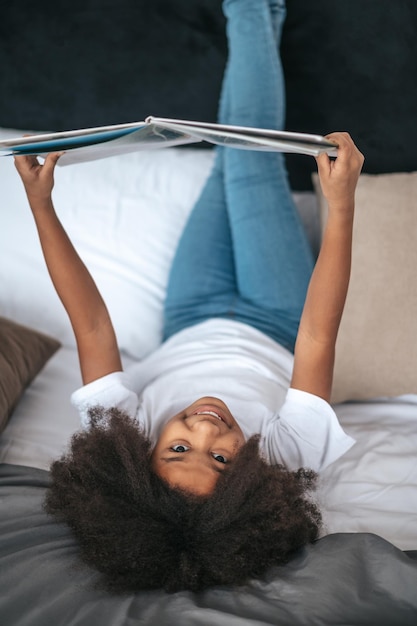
164, 0, 313, 350
163, 153, 237, 340
221, 0, 314, 348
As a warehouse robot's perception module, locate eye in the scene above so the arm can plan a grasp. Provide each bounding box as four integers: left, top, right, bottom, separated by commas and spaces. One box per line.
212, 453, 228, 464
170, 444, 189, 453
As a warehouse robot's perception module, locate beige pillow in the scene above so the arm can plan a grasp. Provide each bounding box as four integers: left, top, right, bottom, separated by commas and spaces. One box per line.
0, 317, 61, 432
313, 172, 417, 403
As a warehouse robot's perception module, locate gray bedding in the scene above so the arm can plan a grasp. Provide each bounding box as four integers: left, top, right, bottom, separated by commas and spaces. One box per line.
1, 463, 417, 625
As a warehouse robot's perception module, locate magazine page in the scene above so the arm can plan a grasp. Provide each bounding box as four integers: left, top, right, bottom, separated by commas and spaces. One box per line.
55, 125, 198, 166
0, 122, 145, 153
147, 117, 338, 156
0, 122, 198, 164
0, 116, 338, 165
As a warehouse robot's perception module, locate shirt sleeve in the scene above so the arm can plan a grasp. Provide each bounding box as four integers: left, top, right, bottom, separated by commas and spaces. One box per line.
71, 371, 140, 430
264, 388, 356, 471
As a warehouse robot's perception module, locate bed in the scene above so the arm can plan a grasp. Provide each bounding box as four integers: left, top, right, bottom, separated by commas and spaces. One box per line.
1, 1, 417, 624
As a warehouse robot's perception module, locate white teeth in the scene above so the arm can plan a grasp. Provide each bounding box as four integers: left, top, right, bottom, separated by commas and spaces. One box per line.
196, 411, 222, 421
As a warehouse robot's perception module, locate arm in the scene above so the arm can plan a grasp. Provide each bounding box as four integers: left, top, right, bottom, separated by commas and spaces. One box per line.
14, 153, 122, 384
290, 133, 364, 401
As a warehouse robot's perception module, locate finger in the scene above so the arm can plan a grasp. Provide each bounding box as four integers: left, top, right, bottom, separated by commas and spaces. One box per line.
325, 131, 351, 145
13, 154, 40, 172
327, 133, 364, 172
42, 151, 64, 176
315, 151, 331, 178
14, 153, 39, 164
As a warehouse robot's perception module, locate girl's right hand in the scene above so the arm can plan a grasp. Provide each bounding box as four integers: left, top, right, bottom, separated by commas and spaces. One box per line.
14, 152, 63, 206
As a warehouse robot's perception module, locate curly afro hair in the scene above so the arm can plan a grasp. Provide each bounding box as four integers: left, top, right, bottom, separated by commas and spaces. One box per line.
44, 406, 322, 593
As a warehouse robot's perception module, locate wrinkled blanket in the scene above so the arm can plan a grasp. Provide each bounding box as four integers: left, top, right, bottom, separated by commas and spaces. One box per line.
1, 463, 417, 626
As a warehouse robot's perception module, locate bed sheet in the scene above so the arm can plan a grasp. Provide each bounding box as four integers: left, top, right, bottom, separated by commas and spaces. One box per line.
1, 346, 416, 552
0, 129, 321, 365
1, 462, 417, 626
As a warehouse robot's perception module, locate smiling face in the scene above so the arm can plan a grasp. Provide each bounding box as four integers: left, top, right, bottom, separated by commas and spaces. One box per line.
151, 397, 245, 496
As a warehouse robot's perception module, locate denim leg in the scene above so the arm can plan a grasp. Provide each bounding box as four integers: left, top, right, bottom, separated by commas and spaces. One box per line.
221, 0, 314, 349
163, 11, 236, 340
163, 148, 237, 340
164, 0, 314, 350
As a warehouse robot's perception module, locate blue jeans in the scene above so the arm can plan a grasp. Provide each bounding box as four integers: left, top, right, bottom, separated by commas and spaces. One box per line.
163, 0, 314, 352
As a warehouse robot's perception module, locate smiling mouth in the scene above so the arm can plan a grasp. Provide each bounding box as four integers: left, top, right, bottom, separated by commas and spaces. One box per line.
191, 404, 230, 427
195, 410, 223, 421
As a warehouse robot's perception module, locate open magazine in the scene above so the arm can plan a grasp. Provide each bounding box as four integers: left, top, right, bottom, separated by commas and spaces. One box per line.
0, 116, 338, 166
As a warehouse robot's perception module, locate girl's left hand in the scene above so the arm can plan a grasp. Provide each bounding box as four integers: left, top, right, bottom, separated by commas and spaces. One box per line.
315, 132, 364, 214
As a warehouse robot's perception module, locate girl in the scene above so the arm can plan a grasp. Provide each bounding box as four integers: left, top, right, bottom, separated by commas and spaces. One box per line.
14, 0, 363, 593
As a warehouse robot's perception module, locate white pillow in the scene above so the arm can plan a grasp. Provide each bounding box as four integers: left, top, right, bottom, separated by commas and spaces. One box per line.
0, 131, 214, 359
1, 127, 319, 361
